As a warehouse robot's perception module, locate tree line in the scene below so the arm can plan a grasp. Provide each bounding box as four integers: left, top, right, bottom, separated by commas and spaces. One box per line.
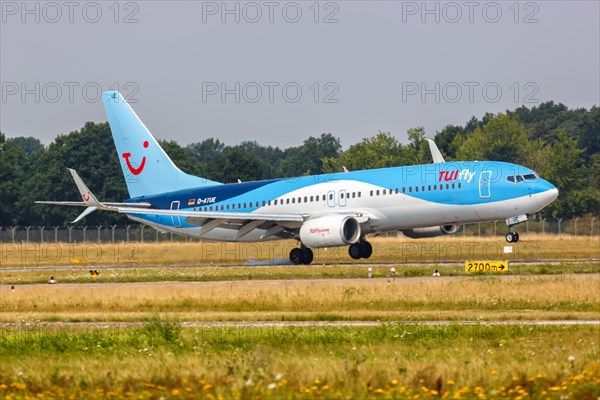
0, 101, 598, 226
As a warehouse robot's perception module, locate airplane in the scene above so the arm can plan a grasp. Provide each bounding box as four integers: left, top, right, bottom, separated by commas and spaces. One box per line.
37, 90, 559, 264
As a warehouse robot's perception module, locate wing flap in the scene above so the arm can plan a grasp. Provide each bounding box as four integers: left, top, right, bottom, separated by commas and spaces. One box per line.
117, 207, 305, 222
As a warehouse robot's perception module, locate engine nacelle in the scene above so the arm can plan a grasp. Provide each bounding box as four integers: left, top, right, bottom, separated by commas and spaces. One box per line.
401, 224, 460, 239
299, 215, 361, 248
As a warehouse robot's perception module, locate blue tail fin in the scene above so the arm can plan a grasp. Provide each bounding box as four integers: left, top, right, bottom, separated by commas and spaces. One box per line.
102, 91, 221, 199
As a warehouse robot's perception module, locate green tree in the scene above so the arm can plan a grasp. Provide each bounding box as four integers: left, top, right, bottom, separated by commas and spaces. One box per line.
278, 133, 341, 177
0, 133, 31, 225
323, 132, 406, 173
543, 131, 599, 217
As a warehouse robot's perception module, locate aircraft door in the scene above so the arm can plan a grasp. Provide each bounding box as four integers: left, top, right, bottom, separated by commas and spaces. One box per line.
170, 200, 182, 227
479, 171, 492, 199
338, 189, 347, 207
326, 190, 336, 208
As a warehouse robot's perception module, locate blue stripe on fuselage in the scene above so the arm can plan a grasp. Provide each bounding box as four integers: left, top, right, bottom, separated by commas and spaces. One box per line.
126, 161, 551, 211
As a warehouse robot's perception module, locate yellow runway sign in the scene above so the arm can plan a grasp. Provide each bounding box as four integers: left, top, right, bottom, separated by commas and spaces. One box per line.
465, 261, 509, 272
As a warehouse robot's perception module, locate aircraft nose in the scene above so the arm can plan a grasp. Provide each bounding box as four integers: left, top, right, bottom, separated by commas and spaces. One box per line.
537, 187, 559, 208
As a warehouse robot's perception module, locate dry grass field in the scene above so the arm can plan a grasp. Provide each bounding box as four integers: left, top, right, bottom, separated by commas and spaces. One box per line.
1, 275, 599, 323
1, 234, 598, 268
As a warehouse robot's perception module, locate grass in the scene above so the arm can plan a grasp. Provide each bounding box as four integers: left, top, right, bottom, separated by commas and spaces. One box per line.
2, 275, 599, 322
1, 262, 599, 286
1, 234, 598, 268
0, 322, 598, 399
1, 235, 598, 398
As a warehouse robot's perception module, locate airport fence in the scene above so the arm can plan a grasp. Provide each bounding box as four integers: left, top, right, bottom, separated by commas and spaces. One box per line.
0, 216, 597, 243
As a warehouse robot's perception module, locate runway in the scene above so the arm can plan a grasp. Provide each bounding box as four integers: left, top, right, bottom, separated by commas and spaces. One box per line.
1, 258, 598, 272
1, 320, 599, 329
2, 271, 599, 291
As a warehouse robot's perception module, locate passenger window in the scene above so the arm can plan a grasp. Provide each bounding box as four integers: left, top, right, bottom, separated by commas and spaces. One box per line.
433, 185, 436, 190
226, 204, 230, 210
409, 187, 412, 193
395, 188, 399, 194
286, 199, 290, 204
232, 204, 236, 210
370, 190, 373, 197
458, 183, 461, 189
310, 196, 314, 202
274, 200, 277, 205
376, 190, 380, 196
422, 186, 425, 192
262, 201, 266, 206
220, 205, 224, 211
304, 196, 307, 202
428, 185, 431, 191
329, 193, 333, 200
415, 187, 419, 192
358, 192, 361, 198
452, 183, 455, 189
446, 184, 450, 189
292, 198, 295, 204
402, 187, 406, 193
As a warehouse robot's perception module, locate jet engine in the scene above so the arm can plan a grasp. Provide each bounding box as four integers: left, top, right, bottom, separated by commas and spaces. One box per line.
401, 224, 460, 239
299, 215, 361, 248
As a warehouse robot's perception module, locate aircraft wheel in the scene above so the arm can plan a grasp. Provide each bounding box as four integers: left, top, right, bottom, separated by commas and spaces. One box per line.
360, 241, 373, 259
290, 248, 304, 265
349, 243, 362, 260
505, 232, 516, 243
302, 247, 314, 265
513, 232, 520, 242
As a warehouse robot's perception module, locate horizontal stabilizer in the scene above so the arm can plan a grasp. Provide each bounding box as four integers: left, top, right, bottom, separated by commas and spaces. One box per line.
35, 201, 151, 208
72, 206, 97, 223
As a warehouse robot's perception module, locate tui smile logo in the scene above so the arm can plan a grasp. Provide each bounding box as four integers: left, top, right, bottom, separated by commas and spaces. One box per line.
122, 141, 148, 175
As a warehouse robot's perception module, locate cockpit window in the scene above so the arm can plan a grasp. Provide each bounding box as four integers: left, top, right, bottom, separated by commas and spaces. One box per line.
507, 173, 538, 183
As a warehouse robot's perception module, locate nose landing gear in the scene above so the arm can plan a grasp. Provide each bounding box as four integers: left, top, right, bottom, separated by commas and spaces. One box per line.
349, 239, 373, 260
505, 231, 520, 243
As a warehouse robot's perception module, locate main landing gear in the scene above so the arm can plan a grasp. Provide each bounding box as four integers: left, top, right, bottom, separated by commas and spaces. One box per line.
290, 245, 313, 265
349, 239, 373, 260
505, 231, 520, 243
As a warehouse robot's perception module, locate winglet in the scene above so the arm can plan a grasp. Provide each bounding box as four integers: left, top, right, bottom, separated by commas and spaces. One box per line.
425, 138, 446, 163
68, 168, 101, 206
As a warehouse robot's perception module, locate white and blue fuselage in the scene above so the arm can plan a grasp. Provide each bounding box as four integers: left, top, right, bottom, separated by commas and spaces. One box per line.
37, 91, 559, 264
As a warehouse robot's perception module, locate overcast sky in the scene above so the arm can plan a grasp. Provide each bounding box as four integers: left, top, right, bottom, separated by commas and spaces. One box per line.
1, 1, 599, 148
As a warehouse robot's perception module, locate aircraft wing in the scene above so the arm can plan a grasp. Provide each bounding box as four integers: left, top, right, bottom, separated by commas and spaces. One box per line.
117, 207, 305, 222
36, 169, 373, 239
